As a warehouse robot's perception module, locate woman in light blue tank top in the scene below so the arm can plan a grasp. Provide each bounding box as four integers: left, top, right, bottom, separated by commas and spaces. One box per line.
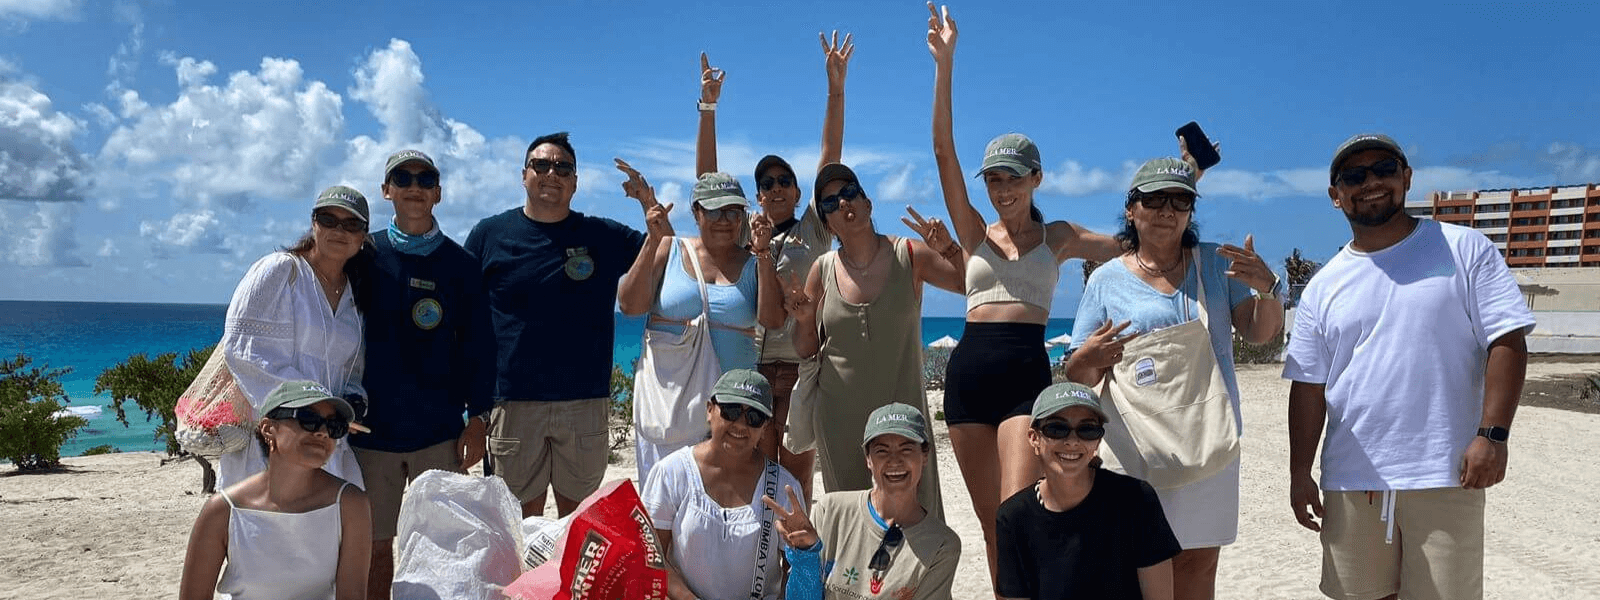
618, 170, 785, 480
180, 381, 371, 600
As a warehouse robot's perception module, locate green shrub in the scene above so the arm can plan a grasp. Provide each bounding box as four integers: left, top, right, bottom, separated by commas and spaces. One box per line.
1232, 332, 1286, 365
923, 347, 952, 391
81, 444, 120, 456
0, 354, 89, 471
609, 361, 636, 451
94, 345, 216, 491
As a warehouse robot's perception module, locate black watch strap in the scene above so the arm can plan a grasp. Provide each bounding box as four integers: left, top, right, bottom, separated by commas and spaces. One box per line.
1477, 426, 1510, 443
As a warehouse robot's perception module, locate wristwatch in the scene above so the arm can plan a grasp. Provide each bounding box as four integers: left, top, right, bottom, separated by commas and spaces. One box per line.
1253, 274, 1282, 302
1476, 426, 1510, 443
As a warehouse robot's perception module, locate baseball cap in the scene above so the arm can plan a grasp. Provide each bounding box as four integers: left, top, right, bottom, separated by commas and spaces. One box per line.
754, 155, 797, 184
1329, 133, 1406, 184
861, 403, 929, 448
813, 162, 861, 202
1031, 382, 1108, 423
385, 149, 438, 179
692, 172, 749, 211
1129, 157, 1200, 196
313, 185, 370, 223
261, 380, 356, 423
978, 133, 1042, 177
710, 369, 773, 417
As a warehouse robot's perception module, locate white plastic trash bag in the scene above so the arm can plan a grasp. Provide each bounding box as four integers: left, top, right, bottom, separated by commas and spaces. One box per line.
519, 514, 574, 570
392, 470, 524, 600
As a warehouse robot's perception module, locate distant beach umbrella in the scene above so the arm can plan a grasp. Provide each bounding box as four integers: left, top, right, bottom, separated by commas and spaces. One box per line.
1046, 333, 1073, 347
928, 335, 959, 349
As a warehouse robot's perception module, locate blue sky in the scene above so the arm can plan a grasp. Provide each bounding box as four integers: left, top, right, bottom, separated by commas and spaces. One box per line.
2, 0, 1597, 317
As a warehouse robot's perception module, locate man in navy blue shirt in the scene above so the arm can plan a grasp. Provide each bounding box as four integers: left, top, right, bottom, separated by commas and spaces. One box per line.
464, 132, 670, 518
354, 149, 495, 599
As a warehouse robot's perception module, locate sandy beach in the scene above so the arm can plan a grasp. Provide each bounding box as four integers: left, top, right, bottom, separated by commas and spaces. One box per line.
3, 360, 1598, 600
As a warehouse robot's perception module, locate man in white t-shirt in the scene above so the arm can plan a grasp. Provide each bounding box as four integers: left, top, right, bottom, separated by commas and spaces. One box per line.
1282, 133, 1535, 600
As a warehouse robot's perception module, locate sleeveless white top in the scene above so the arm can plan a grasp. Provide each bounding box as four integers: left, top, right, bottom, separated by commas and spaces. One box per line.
965, 226, 1059, 311
215, 482, 351, 600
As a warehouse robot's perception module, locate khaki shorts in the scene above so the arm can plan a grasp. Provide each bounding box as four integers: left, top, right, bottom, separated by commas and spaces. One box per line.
1320, 488, 1485, 600
488, 398, 609, 505
352, 439, 464, 541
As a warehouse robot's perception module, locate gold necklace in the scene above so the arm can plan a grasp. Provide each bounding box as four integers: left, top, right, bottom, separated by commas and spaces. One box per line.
839, 235, 883, 271
312, 268, 345, 297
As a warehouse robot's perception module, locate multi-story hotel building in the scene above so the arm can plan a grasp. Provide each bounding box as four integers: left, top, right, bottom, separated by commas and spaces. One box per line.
1406, 184, 1600, 268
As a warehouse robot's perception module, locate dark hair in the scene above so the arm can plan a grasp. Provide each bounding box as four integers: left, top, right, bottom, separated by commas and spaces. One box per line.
527, 131, 576, 163
255, 422, 271, 456
282, 226, 376, 315
1115, 191, 1200, 252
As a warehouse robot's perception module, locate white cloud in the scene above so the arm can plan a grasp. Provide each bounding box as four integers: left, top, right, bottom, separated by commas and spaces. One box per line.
97, 238, 118, 257
0, 0, 80, 22
1039, 160, 1132, 197
0, 202, 84, 266
875, 162, 935, 205
104, 0, 143, 93
1544, 142, 1600, 183
0, 67, 90, 268
96, 53, 346, 252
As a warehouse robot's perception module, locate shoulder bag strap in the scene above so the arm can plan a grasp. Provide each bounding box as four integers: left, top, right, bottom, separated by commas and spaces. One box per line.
679, 238, 712, 319
752, 459, 782, 597
1188, 248, 1210, 327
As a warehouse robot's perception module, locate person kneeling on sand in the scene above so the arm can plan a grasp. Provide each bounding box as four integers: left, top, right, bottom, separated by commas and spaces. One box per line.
179, 381, 372, 600
995, 383, 1180, 600
766, 402, 961, 600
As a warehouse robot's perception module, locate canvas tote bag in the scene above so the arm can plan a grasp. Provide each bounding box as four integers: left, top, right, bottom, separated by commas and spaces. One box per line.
1098, 249, 1240, 489
633, 237, 723, 446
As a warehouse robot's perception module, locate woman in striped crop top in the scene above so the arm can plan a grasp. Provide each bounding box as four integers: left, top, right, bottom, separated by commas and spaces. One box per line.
927, 4, 1123, 589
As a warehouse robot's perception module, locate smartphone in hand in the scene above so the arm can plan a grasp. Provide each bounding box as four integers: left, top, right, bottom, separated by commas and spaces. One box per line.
1176, 121, 1221, 170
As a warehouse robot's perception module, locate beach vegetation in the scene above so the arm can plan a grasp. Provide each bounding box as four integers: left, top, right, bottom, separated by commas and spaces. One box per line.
82, 444, 120, 456
609, 361, 635, 452
0, 354, 89, 471
923, 347, 952, 390
94, 345, 216, 492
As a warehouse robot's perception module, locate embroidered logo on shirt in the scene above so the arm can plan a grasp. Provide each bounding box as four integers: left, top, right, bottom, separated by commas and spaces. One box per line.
565, 247, 595, 281
841, 566, 860, 585
412, 298, 442, 330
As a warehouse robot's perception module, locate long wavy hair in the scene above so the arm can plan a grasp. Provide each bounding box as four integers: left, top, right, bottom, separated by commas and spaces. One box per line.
1114, 190, 1200, 252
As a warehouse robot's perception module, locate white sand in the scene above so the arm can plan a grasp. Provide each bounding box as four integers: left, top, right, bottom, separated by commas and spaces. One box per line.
3, 362, 1597, 599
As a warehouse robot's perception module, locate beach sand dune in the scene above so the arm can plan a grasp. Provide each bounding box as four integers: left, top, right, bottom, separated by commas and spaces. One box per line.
2, 363, 1597, 599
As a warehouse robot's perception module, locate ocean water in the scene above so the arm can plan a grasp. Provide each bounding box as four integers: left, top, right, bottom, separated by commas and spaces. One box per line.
0, 301, 1073, 456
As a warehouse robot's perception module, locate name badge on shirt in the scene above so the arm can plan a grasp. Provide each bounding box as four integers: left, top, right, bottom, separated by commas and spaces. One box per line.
565, 247, 595, 281
409, 277, 436, 291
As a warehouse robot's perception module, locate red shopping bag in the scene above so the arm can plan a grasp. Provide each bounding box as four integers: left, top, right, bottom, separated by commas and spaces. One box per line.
502, 479, 668, 600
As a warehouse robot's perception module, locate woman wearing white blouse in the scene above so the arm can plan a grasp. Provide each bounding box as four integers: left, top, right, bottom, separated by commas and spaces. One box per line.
218, 185, 373, 489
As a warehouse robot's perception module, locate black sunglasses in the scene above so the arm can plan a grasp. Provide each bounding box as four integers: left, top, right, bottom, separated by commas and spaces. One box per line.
1035, 420, 1107, 441
1335, 157, 1402, 187
526, 158, 577, 177
1131, 192, 1196, 212
868, 523, 904, 572
698, 205, 746, 223
818, 183, 862, 214
758, 174, 795, 191
716, 402, 770, 428
388, 170, 440, 190
267, 406, 350, 440
313, 211, 367, 234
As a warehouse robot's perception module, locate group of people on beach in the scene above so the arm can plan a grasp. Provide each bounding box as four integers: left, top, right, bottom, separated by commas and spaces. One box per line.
177, 4, 1535, 600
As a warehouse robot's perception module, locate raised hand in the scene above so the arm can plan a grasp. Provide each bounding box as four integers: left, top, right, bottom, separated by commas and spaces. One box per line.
781, 271, 816, 323
700, 52, 725, 105
820, 30, 855, 90
901, 206, 955, 256
760, 485, 819, 550
751, 212, 774, 252
926, 2, 958, 64
1178, 134, 1222, 183
614, 158, 659, 209
1217, 234, 1278, 294
1077, 320, 1140, 370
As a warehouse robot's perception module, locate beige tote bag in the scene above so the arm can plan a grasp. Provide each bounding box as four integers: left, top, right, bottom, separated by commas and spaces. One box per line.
1098, 249, 1240, 490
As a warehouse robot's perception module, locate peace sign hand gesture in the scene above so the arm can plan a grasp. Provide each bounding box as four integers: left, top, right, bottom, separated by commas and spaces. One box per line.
902, 206, 956, 256
761, 485, 819, 550
820, 30, 855, 91
700, 52, 725, 105
1217, 234, 1278, 294
926, 2, 958, 65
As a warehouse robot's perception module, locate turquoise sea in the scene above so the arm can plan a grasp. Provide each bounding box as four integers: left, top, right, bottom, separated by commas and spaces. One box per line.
0, 300, 1073, 456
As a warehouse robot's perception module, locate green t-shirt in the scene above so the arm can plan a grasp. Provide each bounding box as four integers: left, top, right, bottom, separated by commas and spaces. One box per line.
813, 490, 960, 600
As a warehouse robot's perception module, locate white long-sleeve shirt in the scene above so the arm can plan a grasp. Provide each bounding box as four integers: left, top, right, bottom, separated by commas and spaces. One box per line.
218, 252, 366, 489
